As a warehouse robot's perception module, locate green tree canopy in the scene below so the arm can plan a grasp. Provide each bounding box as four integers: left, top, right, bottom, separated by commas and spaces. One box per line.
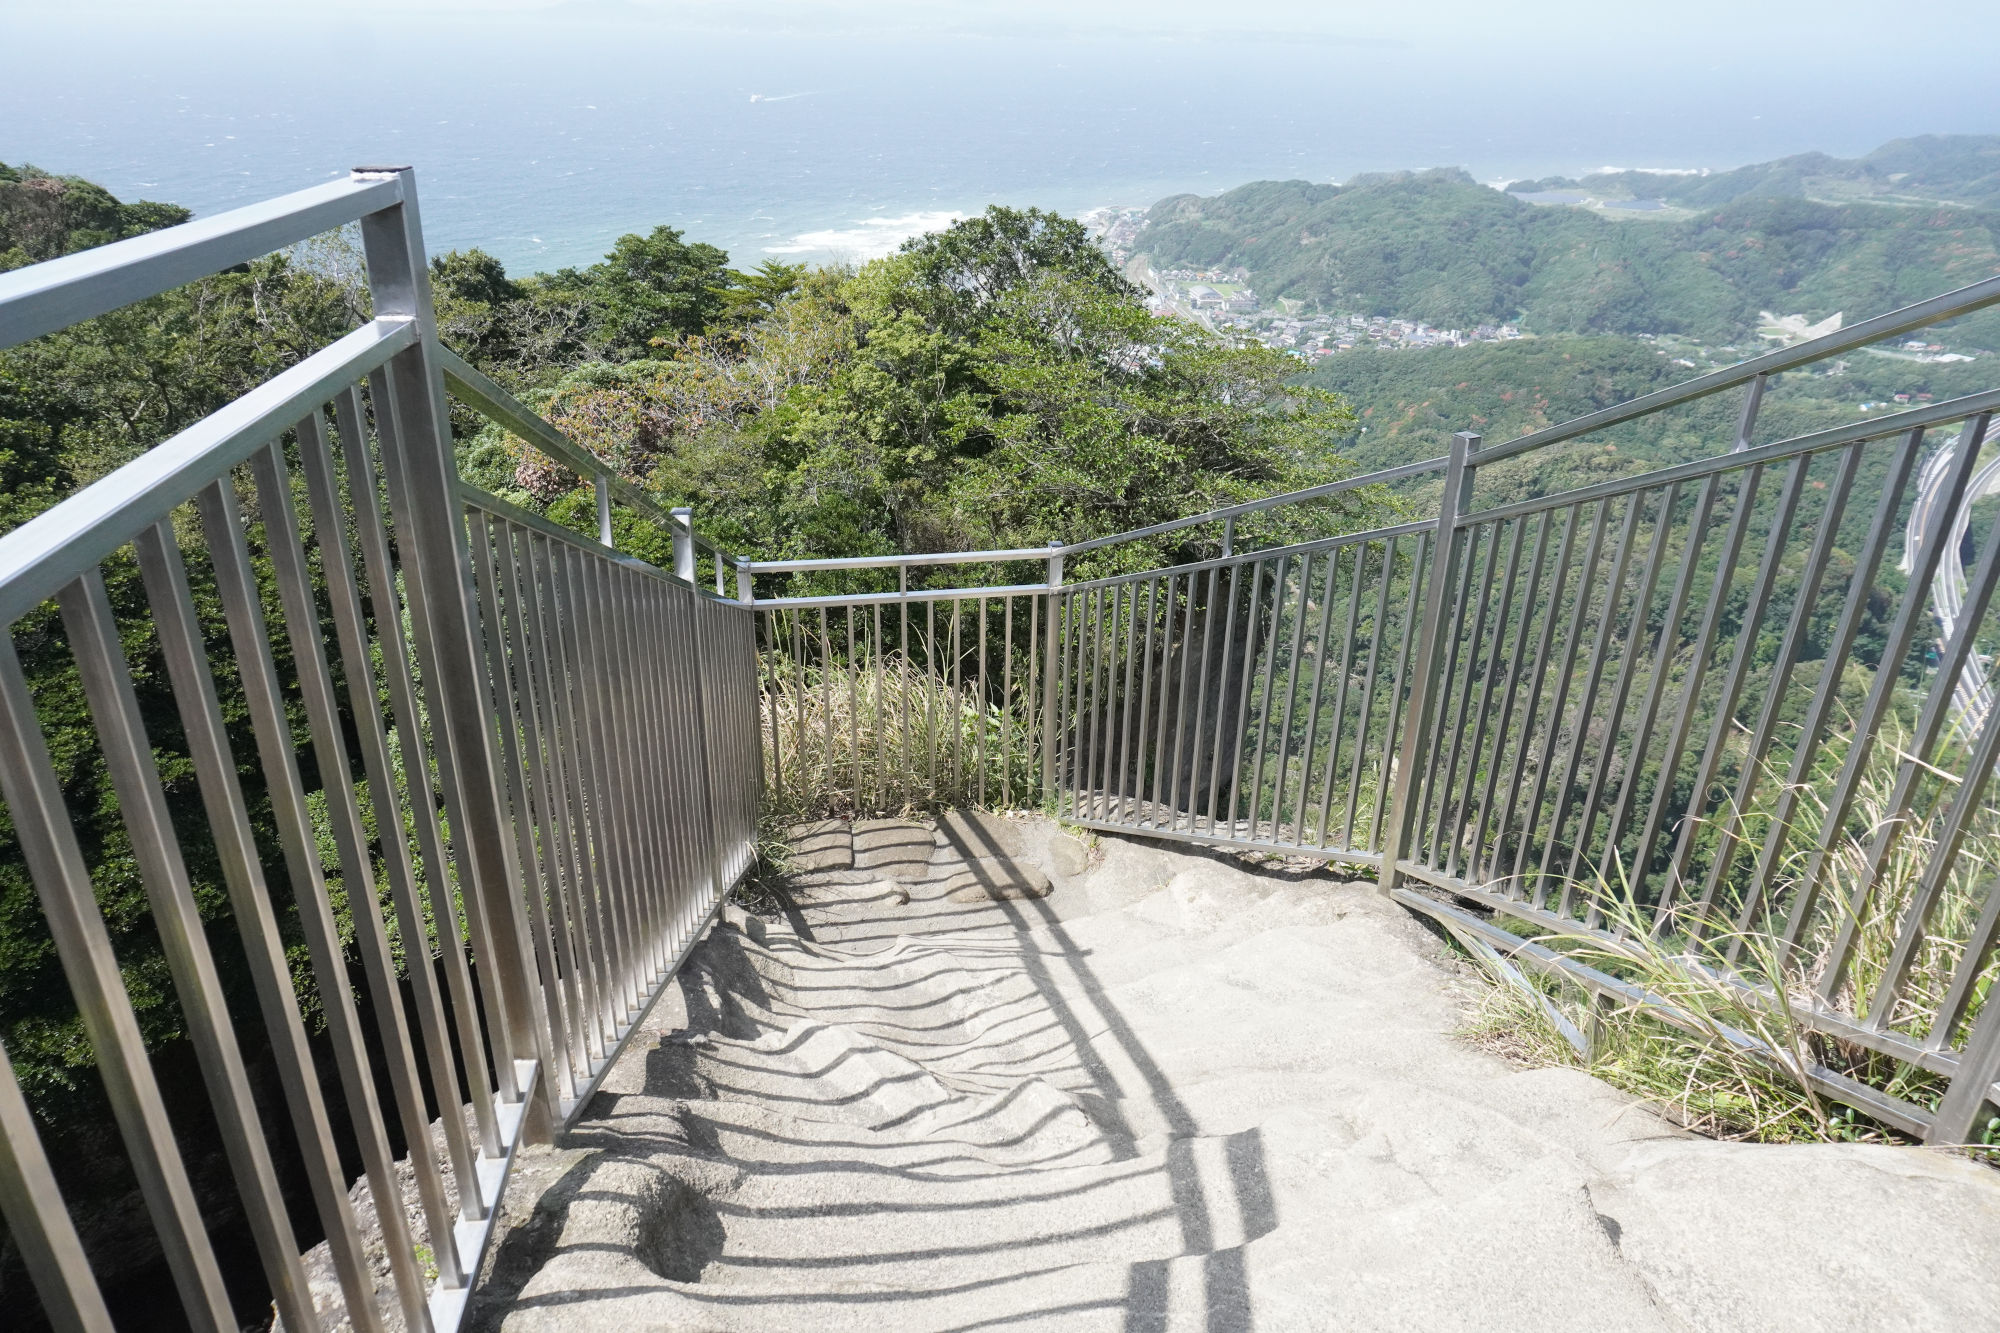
570, 224, 731, 358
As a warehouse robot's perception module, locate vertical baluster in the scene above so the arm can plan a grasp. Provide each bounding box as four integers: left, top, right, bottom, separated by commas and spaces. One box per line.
1148, 573, 1181, 824
1628, 467, 1765, 915
1344, 537, 1398, 852
0, 1036, 117, 1332
1224, 559, 1269, 836
1658, 461, 1807, 928
1492, 507, 1579, 893
1705, 446, 1862, 944
1428, 523, 1499, 872
1268, 553, 1313, 843
1294, 547, 1342, 844
1471, 515, 1553, 884
136, 519, 384, 1328
1003, 593, 1015, 808
1510, 499, 1610, 903
1186, 562, 1224, 833
1414, 523, 1487, 864
1247, 554, 1295, 841
1563, 485, 1679, 918
1541, 493, 1645, 915
1451, 517, 1530, 882
1372, 530, 1432, 856
978, 596, 991, 808
1753, 429, 1923, 959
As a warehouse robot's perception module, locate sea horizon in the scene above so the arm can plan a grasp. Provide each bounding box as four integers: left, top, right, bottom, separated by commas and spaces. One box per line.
6, 9, 1998, 275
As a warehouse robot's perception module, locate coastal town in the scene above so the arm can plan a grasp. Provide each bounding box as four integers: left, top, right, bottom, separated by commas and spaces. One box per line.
1083, 203, 1528, 358
1081, 201, 1985, 413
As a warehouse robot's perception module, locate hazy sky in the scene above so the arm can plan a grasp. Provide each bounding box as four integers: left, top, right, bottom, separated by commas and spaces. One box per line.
7, 0, 1997, 267
11, 0, 1999, 41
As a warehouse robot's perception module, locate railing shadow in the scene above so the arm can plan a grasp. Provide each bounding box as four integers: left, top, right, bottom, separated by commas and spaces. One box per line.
932, 817, 1278, 1331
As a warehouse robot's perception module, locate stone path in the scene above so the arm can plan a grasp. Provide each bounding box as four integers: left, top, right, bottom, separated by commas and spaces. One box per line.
473, 815, 2000, 1331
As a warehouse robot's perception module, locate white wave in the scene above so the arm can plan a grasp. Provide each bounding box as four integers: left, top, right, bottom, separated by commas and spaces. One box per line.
763, 211, 965, 259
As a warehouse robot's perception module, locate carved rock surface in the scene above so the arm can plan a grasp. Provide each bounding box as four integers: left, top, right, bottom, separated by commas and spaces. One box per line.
478, 817, 2000, 1333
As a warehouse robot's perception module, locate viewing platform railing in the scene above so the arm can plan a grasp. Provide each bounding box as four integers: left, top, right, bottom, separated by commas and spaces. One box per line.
4, 166, 2000, 1332
0, 170, 757, 1333
744, 271, 2000, 1154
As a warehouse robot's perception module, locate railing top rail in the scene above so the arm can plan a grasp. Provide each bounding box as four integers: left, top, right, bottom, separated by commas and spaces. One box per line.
1465, 386, 2000, 527
457, 479, 742, 603
748, 546, 1056, 574
0, 317, 417, 626
1062, 516, 1437, 593
1472, 271, 2000, 467
0, 172, 406, 351
436, 345, 747, 570
752, 581, 1055, 609
1055, 455, 1447, 558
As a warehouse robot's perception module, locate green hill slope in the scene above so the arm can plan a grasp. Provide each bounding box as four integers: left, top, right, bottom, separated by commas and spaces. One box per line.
1142, 156, 2000, 348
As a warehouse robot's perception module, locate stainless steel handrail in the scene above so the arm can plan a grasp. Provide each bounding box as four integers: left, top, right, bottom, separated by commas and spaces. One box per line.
437, 345, 746, 573
1472, 270, 2000, 465
1466, 384, 2000, 527
0, 173, 406, 349
0, 317, 417, 624
0, 168, 764, 1333
747, 546, 1057, 573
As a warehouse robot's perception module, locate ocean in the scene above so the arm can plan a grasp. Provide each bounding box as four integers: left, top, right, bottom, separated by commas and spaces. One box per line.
5, 7, 1999, 275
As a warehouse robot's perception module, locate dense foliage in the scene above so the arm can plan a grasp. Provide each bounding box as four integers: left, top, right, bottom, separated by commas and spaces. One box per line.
1305, 332, 2000, 503
443, 206, 1366, 580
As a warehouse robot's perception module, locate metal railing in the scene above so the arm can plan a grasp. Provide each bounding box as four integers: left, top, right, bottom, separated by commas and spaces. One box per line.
744, 272, 2000, 1148
6, 163, 2000, 1331
0, 171, 758, 1332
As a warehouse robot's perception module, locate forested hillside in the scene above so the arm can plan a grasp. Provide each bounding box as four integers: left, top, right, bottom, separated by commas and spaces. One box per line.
1142, 147, 2000, 349
438, 212, 1365, 578
1302, 334, 2000, 506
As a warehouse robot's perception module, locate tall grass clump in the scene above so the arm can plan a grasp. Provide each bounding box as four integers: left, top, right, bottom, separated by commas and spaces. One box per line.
1778, 717, 2000, 1049
1464, 696, 2000, 1147
761, 651, 1039, 823
1462, 883, 1877, 1142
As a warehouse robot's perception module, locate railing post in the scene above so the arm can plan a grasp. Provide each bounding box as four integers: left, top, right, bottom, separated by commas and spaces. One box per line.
736, 557, 754, 605
1221, 513, 1235, 557
353, 168, 545, 1110
672, 506, 696, 582
1379, 430, 1480, 893
1733, 372, 1768, 452
1041, 540, 1065, 795
595, 472, 613, 546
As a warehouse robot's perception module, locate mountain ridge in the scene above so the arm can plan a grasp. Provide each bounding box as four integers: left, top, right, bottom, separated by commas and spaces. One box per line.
1140, 138, 2000, 347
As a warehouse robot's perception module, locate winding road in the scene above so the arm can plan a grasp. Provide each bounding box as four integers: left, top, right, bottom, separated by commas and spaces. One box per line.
1903, 429, 2000, 735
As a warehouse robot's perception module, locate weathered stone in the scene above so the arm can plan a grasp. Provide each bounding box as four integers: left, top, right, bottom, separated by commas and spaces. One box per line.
720, 901, 766, 944
486, 817, 2000, 1333
934, 808, 1029, 859
852, 818, 935, 881
1047, 831, 1090, 877
944, 856, 1053, 903
786, 819, 851, 872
